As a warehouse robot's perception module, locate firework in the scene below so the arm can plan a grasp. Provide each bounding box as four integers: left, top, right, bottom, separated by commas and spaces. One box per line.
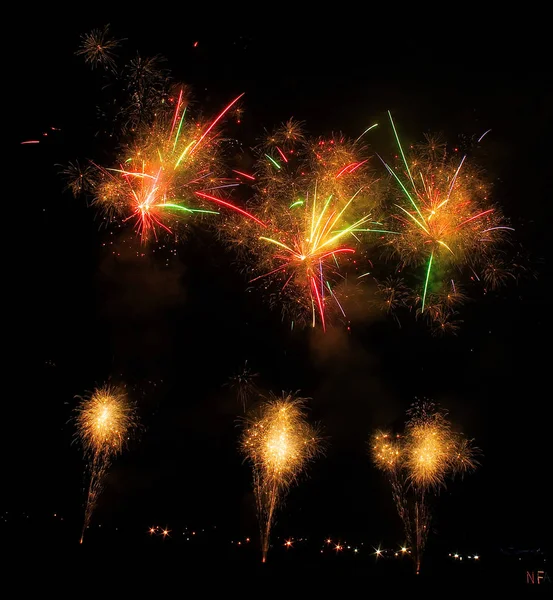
371, 400, 478, 574
228, 361, 259, 412
241, 393, 321, 562
120, 54, 170, 133
75, 385, 138, 543
381, 113, 511, 314
373, 276, 412, 326
94, 90, 260, 241
59, 160, 98, 198
229, 122, 389, 330
76, 25, 122, 70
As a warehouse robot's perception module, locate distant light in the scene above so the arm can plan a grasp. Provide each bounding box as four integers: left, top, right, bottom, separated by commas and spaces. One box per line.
21, 140, 40, 145
474, 555, 479, 560
193, 41, 199, 48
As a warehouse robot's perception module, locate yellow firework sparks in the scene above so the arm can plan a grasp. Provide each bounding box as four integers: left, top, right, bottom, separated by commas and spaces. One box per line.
372, 430, 402, 471
77, 385, 136, 459
76, 385, 138, 543
241, 393, 321, 562
405, 402, 478, 488
371, 400, 478, 574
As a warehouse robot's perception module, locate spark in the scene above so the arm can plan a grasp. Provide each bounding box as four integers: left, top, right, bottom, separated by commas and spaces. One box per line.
233, 170, 256, 180
421, 251, 434, 312
477, 129, 492, 142
195, 192, 267, 227
355, 123, 378, 143
265, 154, 282, 170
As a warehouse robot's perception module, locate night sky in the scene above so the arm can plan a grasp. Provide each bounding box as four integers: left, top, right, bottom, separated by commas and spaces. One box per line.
8, 11, 551, 583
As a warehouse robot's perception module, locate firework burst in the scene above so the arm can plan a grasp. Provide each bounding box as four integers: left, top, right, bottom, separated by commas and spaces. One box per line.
94, 90, 260, 241
228, 122, 389, 330
75, 385, 138, 543
76, 25, 122, 71
381, 113, 511, 314
241, 393, 321, 562
59, 160, 98, 198
371, 400, 478, 574
228, 361, 259, 412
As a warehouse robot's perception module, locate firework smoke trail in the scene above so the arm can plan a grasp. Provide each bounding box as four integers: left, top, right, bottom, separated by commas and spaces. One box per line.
381, 112, 507, 313
94, 91, 261, 241
241, 393, 321, 562
371, 400, 478, 574
75, 385, 138, 543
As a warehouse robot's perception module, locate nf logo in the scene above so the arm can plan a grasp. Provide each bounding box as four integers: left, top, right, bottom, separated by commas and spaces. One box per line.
526, 571, 551, 584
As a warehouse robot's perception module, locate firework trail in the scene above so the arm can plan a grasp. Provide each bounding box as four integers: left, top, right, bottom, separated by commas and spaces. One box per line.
381, 113, 511, 315
371, 400, 478, 574
93, 89, 261, 241
241, 393, 321, 562
226, 121, 390, 330
75, 385, 138, 543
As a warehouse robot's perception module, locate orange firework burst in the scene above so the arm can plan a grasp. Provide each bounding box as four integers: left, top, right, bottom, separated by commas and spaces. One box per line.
241, 393, 321, 562
227, 121, 389, 330
75, 384, 138, 543
371, 400, 478, 574
381, 113, 512, 312
94, 90, 260, 241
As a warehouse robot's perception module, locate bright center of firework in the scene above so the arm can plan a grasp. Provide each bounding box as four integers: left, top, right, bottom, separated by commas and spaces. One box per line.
266, 429, 293, 470
97, 407, 110, 428
416, 437, 440, 467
